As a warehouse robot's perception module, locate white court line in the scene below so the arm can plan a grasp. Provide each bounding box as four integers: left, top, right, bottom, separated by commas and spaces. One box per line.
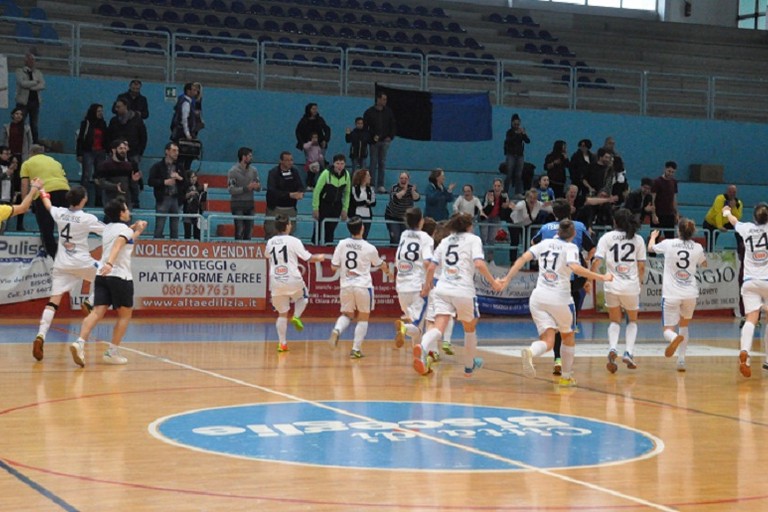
483, 343, 765, 358
116, 342, 677, 512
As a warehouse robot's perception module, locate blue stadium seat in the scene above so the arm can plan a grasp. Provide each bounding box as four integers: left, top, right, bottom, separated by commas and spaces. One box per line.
196, 28, 212, 37
539, 30, 557, 42
268, 5, 285, 17
345, 0, 360, 8
351, 58, 366, 67
324, 11, 340, 22
210, 0, 228, 12
541, 58, 555, 66
506, 27, 521, 38
109, 20, 128, 32
328, 0, 341, 6
145, 40, 163, 51
301, 23, 318, 36
204, 14, 222, 27
448, 22, 465, 33
412, 19, 427, 30
408, 63, 421, 71
272, 52, 289, 62
162, 10, 180, 23
182, 12, 201, 24
312, 55, 328, 65
298, 37, 313, 45
231, 1, 246, 14
209, 46, 226, 57
354, 42, 369, 50
283, 21, 299, 33
376, 29, 391, 42
97, 4, 118, 16
171, 0, 188, 7
224, 16, 239, 29
40, 24, 60, 43
230, 48, 248, 58
151, 0, 169, 6
522, 28, 538, 39
257, 34, 272, 43
243, 18, 259, 30
430, 20, 446, 32
176, 27, 191, 34
263, 19, 280, 31
398, 4, 411, 14
28, 7, 47, 20
391, 45, 406, 53
287, 7, 302, 18
523, 42, 539, 54
363, 1, 376, 11
394, 31, 409, 43
481, 68, 496, 78
380, 2, 395, 13
190, 0, 207, 9
463, 51, 477, 59
119, 6, 141, 19
217, 30, 232, 38
504, 14, 519, 24
411, 33, 426, 45
559, 59, 571, 67
521, 15, 539, 27
133, 22, 150, 32
342, 12, 356, 24
293, 54, 310, 65
464, 37, 483, 49
445, 66, 459, 74
141, 7, 160, 20
306, 8, 323, 20
488, 13, 503, 23
155, 25, 171, 34
395, 17, 410, 28
237, 32, 252, 40
428, 34, 445, 46
557, 45, 575, 57
540, 44, 554, 55
390, 62, 405, 73
336, 41, 349, 49
432, 7, 446, 17
481, 52, 495, 60
360, 13, 375, 25
445, 50, 460, 58
427, 64, 441, 73
463, 67, 478, 76
249, 3, 265, 15
447, 36, 463, 47
121, 38, 141, 51
320, 25, 336, 37
370, 60, 385, 70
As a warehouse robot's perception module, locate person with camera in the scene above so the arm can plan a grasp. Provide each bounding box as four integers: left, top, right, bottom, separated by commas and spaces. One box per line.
384, 171, 419, 245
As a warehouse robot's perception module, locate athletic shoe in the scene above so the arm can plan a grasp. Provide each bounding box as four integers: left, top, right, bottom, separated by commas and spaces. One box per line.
103, 350, 128, 365
394, 320, 405, 348
606, 350, 618, 374
762, 361, 768, 371
277, 343, 289, 353
32, 335, 44, 361
70, 341, 85, 368
349, 349, 363, 359
428, 350, 440, 362
81, 298, 93, 316
622, 351, 637, 370
412, 345, 430, 375
290, 317, 304, 332
664, 334, 684, 358
327, 329, 340, 350
441, 341, 454, 355
552, 358, 562, 376
558, 376, 578, 387
521, 348, 536, 378
464, 357, 483, 377
739, 350, 751, 378
677, 359, 686, 372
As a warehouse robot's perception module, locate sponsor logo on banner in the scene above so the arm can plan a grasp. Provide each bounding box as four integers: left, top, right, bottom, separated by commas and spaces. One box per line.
0, 236, 52, 304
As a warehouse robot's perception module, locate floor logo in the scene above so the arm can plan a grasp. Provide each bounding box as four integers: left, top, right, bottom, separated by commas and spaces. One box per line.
149, 401, 662, 471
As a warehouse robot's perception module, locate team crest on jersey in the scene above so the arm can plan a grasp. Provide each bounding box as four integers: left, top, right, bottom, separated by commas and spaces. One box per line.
398, 261, 414, 273
754, 251, 768, 263
616, 263, 630, 274
274, 265, 289, 276
543, 271, 558, 282
674, 269, 691, 282
445, 267, 460, 278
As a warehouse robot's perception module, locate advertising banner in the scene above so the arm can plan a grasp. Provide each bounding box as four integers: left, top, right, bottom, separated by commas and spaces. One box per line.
0, 236, 52, 304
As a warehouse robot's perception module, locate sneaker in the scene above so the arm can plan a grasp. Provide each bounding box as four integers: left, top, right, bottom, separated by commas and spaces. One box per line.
428, 350, 440, 363
103, 350, 128, 365
739, 350, 751, 378
394, 320, 405, 348
552, 357, 562, 376
290, 317, 304, 332
606, 350, 618, 374
441, 341, 454, 355
558, 376, 578, 387
622, 351, 637, 370
81, 298, 93, 316
521, 348, 536, 378
277, 343, 289, 353
327, 329, 340, 350
412, 345, 431, 375
349, 349, 363, 359
376, 186, 387, 194
32, 335, 44, 361
664, 334, 684, 358
464, 357, 483, 377
70, 341, 85, 368
677, 359, 686, 372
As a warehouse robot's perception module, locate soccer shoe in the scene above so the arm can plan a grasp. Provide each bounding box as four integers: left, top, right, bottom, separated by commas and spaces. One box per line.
327, 329, 340, 350
739, 350, 751, 378
70, 341, 85, 368
521, 348, 536, 378
606, 350, 618, 374
441, 341, 454, 355
103, 350, 128, 365
558, 376, 578, 387
349, 349, 364, 359
677, 359, 686, 372
32, 335, 44, 361
428, 350, 440, 362
622, 351, 637, 370
394, 320, 406, 348
412, 345, 431, 375
277, 343, 289, 353
664, 334, 684, 358
464, 357, 483, 377
290, 317, 304, 332
81, 298, 93, 316
552, 358, 562, 376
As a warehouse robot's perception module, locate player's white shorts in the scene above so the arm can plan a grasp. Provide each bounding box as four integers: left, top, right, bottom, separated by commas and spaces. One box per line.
604, 292, 640, 311
741, 279, 768, 315
270, 285, 307, 314
530, 292, 574, 335
429, 290, 479, 323
340, 286, 374, 314
398, 291, 428, 324
50, 265, 98, 296
661, 297, 696, 326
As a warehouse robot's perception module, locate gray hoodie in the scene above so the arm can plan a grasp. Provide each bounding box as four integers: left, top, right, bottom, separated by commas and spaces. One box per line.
228, 163, 260, 208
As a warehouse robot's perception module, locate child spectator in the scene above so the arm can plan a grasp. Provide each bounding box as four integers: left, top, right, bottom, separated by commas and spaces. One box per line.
302, 132, 324, 191
452, 184, 485, 221
535, 175, 556, 223
345, 117, 370, 171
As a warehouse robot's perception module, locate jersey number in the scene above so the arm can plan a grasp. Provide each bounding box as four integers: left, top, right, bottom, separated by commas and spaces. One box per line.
269, 245, 288, 265
345, 250, 358, 269
745, 233, 768, 253
676, 250, 690, 269
59, 223, 72, 243
445, 244, 459, 266
540, 250, 560, 271
397, 241, 420, 262
609, 242, 635, 262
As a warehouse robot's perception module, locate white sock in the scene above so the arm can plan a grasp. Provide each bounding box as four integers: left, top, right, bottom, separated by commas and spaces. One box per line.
37, 308, 55, 338
530, 340, 548, 357
421, 328, 442, 355
405, 323, 421, 341
625, 322, 638, 354
561, 344, 576, 374
740, 321, 755, 353
293, 297, 308, 319
663, 329, 678, 343
443, 317, 455, 343
678, 326, 689, 359
76, 337, 85, 344
353, 321, 368, 351
463, 331, 478, 368
276, 317, 287, 345
334, 315, 351, 335
608, 322, 620, 351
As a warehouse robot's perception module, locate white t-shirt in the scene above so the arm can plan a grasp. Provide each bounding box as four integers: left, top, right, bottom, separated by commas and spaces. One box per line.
395, 229, 434, 293
528, 237, 580, 301
652, 238, 706, 299
50, 206, 105, 270
332, 237, 383, 288
430, 231, 484, 297
452, 196, 483, 217
266, 234, 312, 290
594, 230, 646, 295
735, 221, 768, 281
100, 223, 135, 281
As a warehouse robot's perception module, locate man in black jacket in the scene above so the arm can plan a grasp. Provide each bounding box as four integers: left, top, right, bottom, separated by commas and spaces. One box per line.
108, 98, 147, 208
265, 151, 304, 240
148, 142, 185, 239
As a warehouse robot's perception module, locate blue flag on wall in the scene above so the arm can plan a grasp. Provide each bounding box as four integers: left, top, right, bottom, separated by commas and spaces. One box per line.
376, 84, 492, 142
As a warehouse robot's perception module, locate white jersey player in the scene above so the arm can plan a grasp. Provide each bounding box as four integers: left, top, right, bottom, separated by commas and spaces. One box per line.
328, 216, 392, 358
33, 185, 105, 362
503, 219, 612, 387
394, 207, 433, 349
725, 203, 768, 377
266, 215, 325, 353
592, 209, 647, 372
648, 218, 707, 371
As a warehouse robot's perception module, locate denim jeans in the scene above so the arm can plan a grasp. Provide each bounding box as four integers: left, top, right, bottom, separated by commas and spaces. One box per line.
369, 139, 391, 189
154, 195, 180, 239
81, 150, 106, 206
231, 204, 254, 240
505, 154, 525, 196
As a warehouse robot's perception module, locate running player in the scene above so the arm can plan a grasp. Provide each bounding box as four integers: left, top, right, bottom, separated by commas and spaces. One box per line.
266, 214, 325, 353
415, 213, 503, 377
32, 185, 105, 362
70, 198, 147, 367
723, 202, 768, 377
423, 219, 456, 358
328, 216, 393, 358
591, 208, 646, 372
647, 218, 707, 372
505, 219, 612, 387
